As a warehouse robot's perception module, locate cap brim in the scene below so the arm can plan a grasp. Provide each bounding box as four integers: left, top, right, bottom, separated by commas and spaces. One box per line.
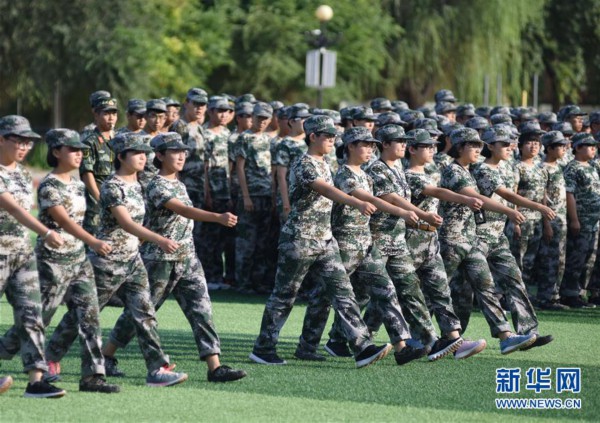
12, 130, 42, 139
70, 142, 90, 149
160, 143, 192, 151
124, 144, 153, 153
130, 108, 147, 115
320, 126, 338, 135
187, 96, 208, 104
255, 112, 273, 118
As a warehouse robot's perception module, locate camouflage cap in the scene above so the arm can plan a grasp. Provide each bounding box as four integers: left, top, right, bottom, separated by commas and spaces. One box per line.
449, 127, 483, 146
186, 88, 208, 104
146, 99, 167, 113
559, 105, 587, 121
375, 124, 413, 142
340, 106, 358, 121
516, 108, 536, 122
571, 132, 598, 148
537, 111, 558, 125
236, 93, 257, 104
490, 106, 513, 117
269, 101, 285, 111
288, 104, 311, 119
93, 97, 118, 112
589, 111, 600, 125
109, 132, 153, 155
353, 106, 377, 121
413, 118, 442, 135
434, 89, 457, 103
406, 128, 438, 146
277, 106, 290, 119
342, 127, 379, 145
465, 116, 490, 131
235, 101, 254, 116
45, 128, 88, 150
253, 102, 273, 118
551, 121, 574, 136
400, 110, 425, 124
208, 97, 234, 111
370, 97, 392, 111
519, 120, 545, 135
441, 122, 464, 136
481, 125, 516, 144
376, 111, 406, 127
434, 114, 451, 127
161, 97, 181, 107
89, 90, 111, 107
490, 113, 513, 125
127, 99, 147, 115
150, 132, 190, 152
319, 109, 342, 125
417, 106, 437, 119
456, 103, 476, 118
391, 100, 409, 113
303, 115, 337, 135
475, 106, 492, 118
541, 130, 569, 147
435, 101, 457, 114
220, 93, 236, 103
0, 115, 41, 139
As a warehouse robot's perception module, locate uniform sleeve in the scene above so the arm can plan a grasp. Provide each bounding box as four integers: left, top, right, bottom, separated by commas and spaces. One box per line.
204, 138, 214, 163
100, 180, 125, 209
37, 179, 63, 211
563, 164, 577, 194
79, 136, 96, 174
445, 166, 472, 193
228, 135, 237, 162
147, 178, 177, 209
335, 167, 359, 194
297, 158, 321, 186
236, 134, 249, 159
0, 174, 7, 195
474, 166, 504, 197
406, 172, 427, 198
369, 163, 396, 197
274, 141, 290, 167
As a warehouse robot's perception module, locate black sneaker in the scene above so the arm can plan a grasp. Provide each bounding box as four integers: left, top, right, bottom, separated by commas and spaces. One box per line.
394, 345, 428, 366
105, 356, 126, 377
589, 296, 600, 306
248, 351, 287, 365
427, 337, 463, 361
294, 348, 326, 361
538, 300, 569, 311
355, 344, 392, 368
79, 375, 120, 393
323, 340, 352, 358
560, 296, 596, 309
207, 365, 247, 382
24, 381, 66, 398
520, 334, 554, 351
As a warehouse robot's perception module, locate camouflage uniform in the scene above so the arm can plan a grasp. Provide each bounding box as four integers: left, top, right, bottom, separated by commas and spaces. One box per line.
365, 159, 437, 345
404, 169, 462, 336
273, 136, 308, 223
136, 133, 158, 193
439, 161, 512, 338
200, 126, 232, 284
0, 163, 48, 373
560, 159, 600, 298
108, 175, 220, 359
470, 162, 538, 335
47, 171, 170, 372
252, 154, 373, 357
234, 129, 273, 292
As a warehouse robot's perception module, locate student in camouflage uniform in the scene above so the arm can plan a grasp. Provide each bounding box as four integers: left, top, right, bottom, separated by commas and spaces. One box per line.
553, 121, 575, 168
200, 97, 234, 288
534, 131, 570, 310
438, 127, 537, 354
250, 116, 392, 368
162, 97, 181, 131
234, 102, 275, 294
144, 99, 168, 138
46, 133, 188, 387
80, 90, 112, 139
0, 129, 119, 393
116, 99, 146, 135
0, 115, 66, 398
560, 133, 600, 308
100, 132, 246, 382
80, 95, 118, 236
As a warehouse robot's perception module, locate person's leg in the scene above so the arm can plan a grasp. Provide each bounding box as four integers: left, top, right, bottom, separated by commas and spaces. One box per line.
199, 200, 228, 285
520, 220, 543, 291
235, 200, 259, 292
535, 219, 567, 305
560, 230, 596, 300
252, 197, 275, 292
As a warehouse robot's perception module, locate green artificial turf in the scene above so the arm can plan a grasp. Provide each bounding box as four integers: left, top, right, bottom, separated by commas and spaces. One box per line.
0, 292, 598, 422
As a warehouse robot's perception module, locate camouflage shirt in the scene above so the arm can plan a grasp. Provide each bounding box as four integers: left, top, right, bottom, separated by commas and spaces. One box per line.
0, 164, 33, 255
136, 132, 157, 193
235, 130, 272, 197
36, 174, 86, 262
563, 160, 600, 231
274, 136, 308, 182
92, 174, 145, 262
541, 162, 567, 223
433, 152, 454, 172
471, 163, 509, 242
228, 131, 241, 194
281, 154, 333, 241
204, 126, 232, 201
140, 175, 194, 262
270, 135, 283, 166
439, 162, 478, 243
368, 160, 410, 255
514, 161, 547, 221
405, 169, 440, 219
79, 129, 114, 213
499, 157, 518, 193
170, 118, 205, 197
332, 165, 373, 250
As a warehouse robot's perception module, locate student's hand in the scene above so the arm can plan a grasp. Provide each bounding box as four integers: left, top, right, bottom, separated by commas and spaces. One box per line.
44, 231, 64, 249
569, 219, 581, 237
542, 222, 554, 243
219, 212, 238, 227
91, 239, 112, 256
401, 211, 419, 226
158, 238, 180, 254
243, 196, 254, 212
508, 210, 526, 225
358, 201, 377, 217
423, 212, 443, 228
467, 197, 484, 211
513, 224, 522, 240
539, 205, 556, 221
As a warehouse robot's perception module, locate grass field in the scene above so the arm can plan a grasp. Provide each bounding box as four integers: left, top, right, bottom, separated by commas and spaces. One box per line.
0, 292, 598, 422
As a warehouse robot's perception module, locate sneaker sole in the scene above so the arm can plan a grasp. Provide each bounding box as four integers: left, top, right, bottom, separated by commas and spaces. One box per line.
248, 352, 287, 365
454, 340, 487, 360
501, 335, 537, 355
24, 390, 66, 398
323, 344, 352, 358
428, 338, 464, 362
0, 376, 13, 394
146, 373, 188, 388
520, 335, 554, 351
356, 344, 392, 369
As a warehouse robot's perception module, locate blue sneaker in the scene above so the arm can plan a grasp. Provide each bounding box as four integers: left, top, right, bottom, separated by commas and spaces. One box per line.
500, 334, 536, 355
146, 365, 188, 387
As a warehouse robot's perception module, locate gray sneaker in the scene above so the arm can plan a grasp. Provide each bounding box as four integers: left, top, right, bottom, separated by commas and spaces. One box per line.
500, 334, 536, 355
146, 365, 188, 387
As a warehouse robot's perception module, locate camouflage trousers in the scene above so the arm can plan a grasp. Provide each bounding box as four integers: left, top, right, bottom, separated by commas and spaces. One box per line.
405, 229, 462, 337
46, 254, 169, 372
223, 196, 237, 283
533, 218, 567, 302
109, 256, 220, 359
0, 257, 105, 377
439, 237, 512, 338
235, 195, 276, 292
589, 234, 600, 298
506, 219, 543, 291
368, 242, 437, 345
199, 199, 233, 284
252, 235, 372, 356
185, 185, 204, 265
560, 228, 599, 298
0, 252, 47, 373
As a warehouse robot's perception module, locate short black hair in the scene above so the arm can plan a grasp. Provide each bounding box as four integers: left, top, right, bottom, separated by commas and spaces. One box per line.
46, 148, 59, 167
518, 132, 540, 146
153, 156, 162, 169
480, 144, 492, 158
448, 144, 460, 158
